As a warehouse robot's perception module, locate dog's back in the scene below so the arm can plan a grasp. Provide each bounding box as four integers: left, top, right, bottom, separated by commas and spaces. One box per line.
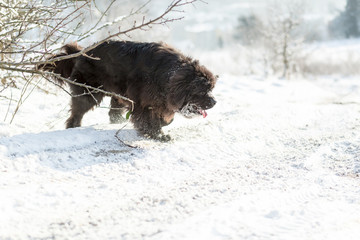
69, 41, 188, 94
39, 41, 185, 86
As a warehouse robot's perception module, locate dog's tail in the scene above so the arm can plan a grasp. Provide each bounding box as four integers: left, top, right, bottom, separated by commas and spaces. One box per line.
37, 42, 82, 85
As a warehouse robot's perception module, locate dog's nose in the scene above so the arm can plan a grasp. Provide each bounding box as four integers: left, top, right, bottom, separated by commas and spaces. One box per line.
207, 98, 216, 109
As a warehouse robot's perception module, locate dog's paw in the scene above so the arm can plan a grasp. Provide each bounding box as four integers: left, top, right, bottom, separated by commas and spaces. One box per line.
158, 134, 171, 142
143, 133, 171, 142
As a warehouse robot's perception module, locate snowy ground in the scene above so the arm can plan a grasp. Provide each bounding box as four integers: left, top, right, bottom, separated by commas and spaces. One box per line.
1, 71, 360, 239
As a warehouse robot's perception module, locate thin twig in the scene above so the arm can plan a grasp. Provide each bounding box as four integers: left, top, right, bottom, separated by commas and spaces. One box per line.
115, 122, 139, 149
4, 88, 13, 122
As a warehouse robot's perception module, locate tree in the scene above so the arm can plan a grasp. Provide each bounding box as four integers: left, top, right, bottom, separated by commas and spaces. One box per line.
344, 0, 360, 37
0, 0, 198, 122
260, 1, 305, 79
329, 0, 360, 38
234, 14, 263, 46
233, 1, 306, 79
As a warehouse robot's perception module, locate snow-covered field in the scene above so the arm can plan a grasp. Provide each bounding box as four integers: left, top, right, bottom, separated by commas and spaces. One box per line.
1, 62, 360, 239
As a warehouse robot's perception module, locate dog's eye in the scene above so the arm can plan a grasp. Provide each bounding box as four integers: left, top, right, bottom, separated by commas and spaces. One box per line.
195, 93, 208, 100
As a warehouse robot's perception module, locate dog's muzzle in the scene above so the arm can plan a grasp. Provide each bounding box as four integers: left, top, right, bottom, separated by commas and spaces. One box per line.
205, 97, 216, 109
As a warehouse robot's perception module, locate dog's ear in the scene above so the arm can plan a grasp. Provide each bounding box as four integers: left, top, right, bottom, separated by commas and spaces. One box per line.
169, 89, 187, 110
167, 67, 191, 110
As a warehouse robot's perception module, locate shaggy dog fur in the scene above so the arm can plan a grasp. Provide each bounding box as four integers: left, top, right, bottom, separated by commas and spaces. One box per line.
39, 41, 217, 141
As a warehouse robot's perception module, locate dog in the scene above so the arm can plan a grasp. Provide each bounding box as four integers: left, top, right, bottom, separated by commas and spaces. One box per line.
39, 41, 217, 141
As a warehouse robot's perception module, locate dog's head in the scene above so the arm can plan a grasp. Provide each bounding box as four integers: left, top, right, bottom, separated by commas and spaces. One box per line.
169, 60, 217, 118
179, 76, 217, 118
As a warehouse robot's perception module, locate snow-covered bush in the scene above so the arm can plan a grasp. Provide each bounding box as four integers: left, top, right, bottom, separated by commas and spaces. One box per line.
232, 1, 306, 79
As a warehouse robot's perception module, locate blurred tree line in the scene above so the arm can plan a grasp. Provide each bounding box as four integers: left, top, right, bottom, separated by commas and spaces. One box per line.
235, 0, 360, 46
233, 0, 360, 79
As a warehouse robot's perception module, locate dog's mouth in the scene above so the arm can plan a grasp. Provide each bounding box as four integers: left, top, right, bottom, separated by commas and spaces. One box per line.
180, 103, 208, 118
199, 109, 208, 118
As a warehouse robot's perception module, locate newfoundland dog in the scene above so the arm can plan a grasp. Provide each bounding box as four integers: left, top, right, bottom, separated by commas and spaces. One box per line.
39, 41, 217, 141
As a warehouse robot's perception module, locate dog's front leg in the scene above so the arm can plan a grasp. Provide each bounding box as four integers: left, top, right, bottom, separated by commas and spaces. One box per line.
131, 107, 171, 142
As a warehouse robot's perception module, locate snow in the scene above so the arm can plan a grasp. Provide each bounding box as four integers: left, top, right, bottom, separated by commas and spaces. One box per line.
2, 0, 360, 238
1, 64, 360, 239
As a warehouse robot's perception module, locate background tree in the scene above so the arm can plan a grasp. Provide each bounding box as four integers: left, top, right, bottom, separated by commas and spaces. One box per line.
329, 0, 360, 38
264, 9, 303, 79
242, 1, 305, 79
234, 14, 263, 46
344, 0, 360, 37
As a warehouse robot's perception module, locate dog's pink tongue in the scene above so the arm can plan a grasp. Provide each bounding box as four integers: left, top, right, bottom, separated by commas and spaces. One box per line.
200, 110, 207, 118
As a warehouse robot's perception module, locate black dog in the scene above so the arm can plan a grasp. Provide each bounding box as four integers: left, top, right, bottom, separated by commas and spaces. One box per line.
39, 41, 217, 141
